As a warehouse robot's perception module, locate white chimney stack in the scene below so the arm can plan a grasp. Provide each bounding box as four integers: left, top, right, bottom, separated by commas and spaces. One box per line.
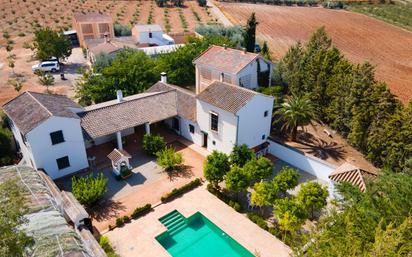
160, 72, 167, 83
116, 90, 123, 103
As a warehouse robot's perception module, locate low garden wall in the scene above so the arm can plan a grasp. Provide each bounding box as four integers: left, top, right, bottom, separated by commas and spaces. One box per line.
267, 138, 336, 182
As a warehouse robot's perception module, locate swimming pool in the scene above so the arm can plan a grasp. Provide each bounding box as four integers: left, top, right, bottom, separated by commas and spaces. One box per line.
156, 210, 255, 257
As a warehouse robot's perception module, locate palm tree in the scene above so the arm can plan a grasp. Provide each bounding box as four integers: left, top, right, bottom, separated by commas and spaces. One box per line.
275, 94, 317, 141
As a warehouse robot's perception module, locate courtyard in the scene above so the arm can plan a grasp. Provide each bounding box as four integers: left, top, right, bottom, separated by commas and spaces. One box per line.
105, 186, 291, 257
56, 127, 207, 232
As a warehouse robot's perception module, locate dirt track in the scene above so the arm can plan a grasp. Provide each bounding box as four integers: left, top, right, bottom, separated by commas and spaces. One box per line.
217, 3, 412, 104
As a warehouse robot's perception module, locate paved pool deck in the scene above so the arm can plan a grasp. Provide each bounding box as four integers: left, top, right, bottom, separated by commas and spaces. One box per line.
105, 186, 291, 257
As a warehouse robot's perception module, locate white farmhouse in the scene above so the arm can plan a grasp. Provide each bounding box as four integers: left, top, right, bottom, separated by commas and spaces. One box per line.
3, 45, 274, 179
132, 24, 175, 46
3, 92, 89, 179
194, 45, 273, 93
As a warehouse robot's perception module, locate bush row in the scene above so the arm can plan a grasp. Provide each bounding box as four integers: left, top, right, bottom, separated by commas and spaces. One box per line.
110, 204, 153, 230
131, 204, 152, 219
246, 212, 269, 230
161, 178, 202, 203
206, 184, 242, 212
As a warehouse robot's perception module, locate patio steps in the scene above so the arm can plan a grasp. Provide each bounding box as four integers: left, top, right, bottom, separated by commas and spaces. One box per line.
159, 210, 187, 236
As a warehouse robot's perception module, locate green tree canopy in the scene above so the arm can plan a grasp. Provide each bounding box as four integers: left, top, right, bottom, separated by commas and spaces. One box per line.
225, 165, 250, 193
243, 157, 273, 185
230, 144, 255, 167
156, 147, 184, 171
275, 27, 409, 172
296, 181, 328, 219
251, 181, 278, 208
275, 94, 317, 141
243, 12, 258, 52
204, 151, 230, 188
142, 134, 166, 156
0, 126, 13, 166
33, 27, 72, 61
261, 41, 271, 61
76, 50, 157, 104
0, 179, 33, 256
302, 172, 412, 257
273, 197, 307, 235
72, 173, 108, 207
272, 166, 300, 194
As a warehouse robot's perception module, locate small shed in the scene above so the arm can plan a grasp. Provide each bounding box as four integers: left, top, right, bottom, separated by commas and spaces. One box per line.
329, 162, 378, 192
107, 148, 132, 176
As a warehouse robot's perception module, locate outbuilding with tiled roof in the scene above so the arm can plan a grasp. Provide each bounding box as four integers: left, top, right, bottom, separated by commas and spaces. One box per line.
329, 162, 378, 192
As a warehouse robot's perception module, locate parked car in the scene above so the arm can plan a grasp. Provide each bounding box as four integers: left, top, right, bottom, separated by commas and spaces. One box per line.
32, 61, 60, 73
255, 43, 261, 53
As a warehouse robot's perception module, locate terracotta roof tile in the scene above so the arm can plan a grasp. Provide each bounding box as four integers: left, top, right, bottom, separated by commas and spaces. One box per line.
2, 92, 81, 135
146, 82, 196, 121
107, 149, 132, 162
194, 45, 259, 74
79, 91, 177, 139
196, 81, 259, 113
73, 12, 112, 23
329, 162, 378, 192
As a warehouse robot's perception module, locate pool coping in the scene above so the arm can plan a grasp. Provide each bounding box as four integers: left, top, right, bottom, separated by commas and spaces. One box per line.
105, 185, 291, 257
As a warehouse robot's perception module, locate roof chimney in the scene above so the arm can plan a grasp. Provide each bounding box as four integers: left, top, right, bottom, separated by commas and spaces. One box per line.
104, 32, 109, 43
223, 44, 227, 49
160, 72, 167, 84
243, 47, 247, 54
116, 90, 123, 103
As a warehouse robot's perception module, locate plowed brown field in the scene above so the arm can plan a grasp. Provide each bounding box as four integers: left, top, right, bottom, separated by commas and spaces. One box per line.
218, 3, 412, 104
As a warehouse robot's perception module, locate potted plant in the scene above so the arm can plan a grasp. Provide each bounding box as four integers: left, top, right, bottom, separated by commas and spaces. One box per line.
119, 162, 132, 179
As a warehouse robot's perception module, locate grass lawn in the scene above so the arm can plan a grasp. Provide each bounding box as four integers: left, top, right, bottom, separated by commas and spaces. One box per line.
348, 2, 412, 31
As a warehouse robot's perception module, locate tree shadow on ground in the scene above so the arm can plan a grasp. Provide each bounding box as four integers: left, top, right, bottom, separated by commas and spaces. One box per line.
89, 199, 127, 222
295, 132, 346, 161
166, 164, 194, 181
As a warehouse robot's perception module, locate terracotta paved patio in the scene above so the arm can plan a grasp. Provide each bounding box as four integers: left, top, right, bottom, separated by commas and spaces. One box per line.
105, 186, 291, 257
89, 141, 205, 232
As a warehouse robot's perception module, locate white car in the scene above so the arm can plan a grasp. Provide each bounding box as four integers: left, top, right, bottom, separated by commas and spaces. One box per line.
32, 61, 60, 73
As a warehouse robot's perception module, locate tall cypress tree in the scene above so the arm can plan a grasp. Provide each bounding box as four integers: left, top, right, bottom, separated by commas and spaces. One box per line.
243, 12, 258, 53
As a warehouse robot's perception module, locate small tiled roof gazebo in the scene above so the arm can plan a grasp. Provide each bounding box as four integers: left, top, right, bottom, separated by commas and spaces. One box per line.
107, 148, 132, 177
329, 162, 378, 192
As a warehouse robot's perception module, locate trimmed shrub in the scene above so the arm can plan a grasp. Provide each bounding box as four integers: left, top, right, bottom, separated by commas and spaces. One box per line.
142, 134, 166, 156
72, 173, 108, 207
247, 212, 269, 230
122, 215, 130, 223
229, 200, 241, 212
115, 217, 124, 227
161, 178, 202, 202
156, 147, 183, 171
207, 183, 242, 212
131, 204, 152, 219
99, 236, 119, 257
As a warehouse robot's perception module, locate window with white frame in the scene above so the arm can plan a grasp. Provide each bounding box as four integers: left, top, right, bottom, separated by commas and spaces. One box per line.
210, 112, 218, 132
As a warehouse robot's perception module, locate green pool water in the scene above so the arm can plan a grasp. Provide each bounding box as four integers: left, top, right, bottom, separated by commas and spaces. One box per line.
156, 210, 255, 257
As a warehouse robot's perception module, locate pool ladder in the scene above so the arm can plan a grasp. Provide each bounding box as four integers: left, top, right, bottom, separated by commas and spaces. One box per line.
159, 210, 187, 236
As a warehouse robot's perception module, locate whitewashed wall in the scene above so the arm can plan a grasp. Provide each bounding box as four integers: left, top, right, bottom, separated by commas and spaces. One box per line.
237, 57, 272, 89
8, 118, 36, 166
197, 100, 237, 154
237, 94, 273, 148
27, 116, 89, 179
267, 139, 337, 197
267, 139, 336, 181
178, 118, 203, 146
